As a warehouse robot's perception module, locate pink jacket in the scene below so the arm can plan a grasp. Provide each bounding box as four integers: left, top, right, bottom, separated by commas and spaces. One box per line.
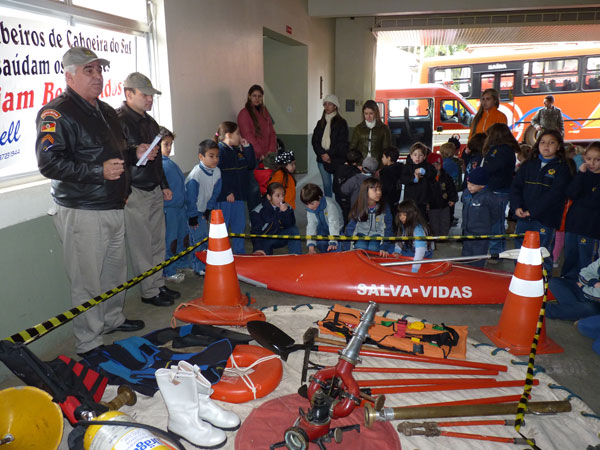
237, 106, 277, 160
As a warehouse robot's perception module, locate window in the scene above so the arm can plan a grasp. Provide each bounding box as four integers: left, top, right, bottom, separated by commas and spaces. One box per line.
583, 56, 600, 90
499, 73, 515, 100
440, 99, 472, 126
389, 98, 431, 119
72, 0, 148, 22
522, 58, 579, 94
433, 66, 472, 97
376, 102, 385, 121
0, 2, 153, 183
480, 74, 495, 92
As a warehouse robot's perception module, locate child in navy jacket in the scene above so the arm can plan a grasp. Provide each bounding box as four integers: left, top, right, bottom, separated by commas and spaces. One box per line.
215, 121, 256, 254
427, 152, 458, 237
480, 124, 518, 254
250, 182, 301, 255
379, 147, 403, 230
462, 167, 503, 267
561, 142, 600, 279
400, 142, 436, 220
510, 130, 572, 272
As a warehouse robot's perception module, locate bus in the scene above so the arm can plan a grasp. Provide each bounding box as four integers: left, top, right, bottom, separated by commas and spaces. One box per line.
419, 44, 600, 143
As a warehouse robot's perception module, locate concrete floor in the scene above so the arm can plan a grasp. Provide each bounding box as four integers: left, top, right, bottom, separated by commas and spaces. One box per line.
3, 172, 599, 418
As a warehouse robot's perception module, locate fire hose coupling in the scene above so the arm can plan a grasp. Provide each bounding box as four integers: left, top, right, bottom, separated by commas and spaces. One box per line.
364, 404, 396, 428
340, 301, 378, 364
339, 390, 362, 405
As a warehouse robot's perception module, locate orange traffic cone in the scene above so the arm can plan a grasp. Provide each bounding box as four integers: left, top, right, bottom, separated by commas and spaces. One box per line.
481, 231, 563, 355
173, 210, 265, 326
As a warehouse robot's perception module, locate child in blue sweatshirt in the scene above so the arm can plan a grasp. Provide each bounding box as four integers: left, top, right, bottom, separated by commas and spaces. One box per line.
300, 183, 344, 254
161, 127, 191, 282
249, 182, 301, 255
461, 167, 504, 267
345, 177, 394, 256
215, 121, 256, 254
510, 129, 572, 272
185, 139, 222, 275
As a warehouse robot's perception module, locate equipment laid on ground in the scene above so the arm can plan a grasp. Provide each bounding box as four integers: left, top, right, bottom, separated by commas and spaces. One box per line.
204, 249, 515, 304
0, 386, 63, 450
82, 411, 181, 450
364, 400, 572, 427
396, 419, 531, 445
234, 394, 401, 450
318, 304, 468, 359
271, 302, 379, 450
211, 344, 283, 403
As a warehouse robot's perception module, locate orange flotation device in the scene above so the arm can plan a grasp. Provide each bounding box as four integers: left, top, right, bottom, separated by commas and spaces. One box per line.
318, 304, 469, 359
211, 345, 282, 403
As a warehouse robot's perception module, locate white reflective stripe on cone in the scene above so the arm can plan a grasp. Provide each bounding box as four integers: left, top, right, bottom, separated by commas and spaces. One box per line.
517, 246, 543, 266
206, 249, 234, 266
508, 276, 544, 297
209, 223, 229, 239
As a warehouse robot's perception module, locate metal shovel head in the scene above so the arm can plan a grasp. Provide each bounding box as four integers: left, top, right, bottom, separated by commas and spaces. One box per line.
247, 320, 297, 360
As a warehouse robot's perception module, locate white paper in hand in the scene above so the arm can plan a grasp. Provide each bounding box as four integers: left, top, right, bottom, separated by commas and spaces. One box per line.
136, 133, 163, 167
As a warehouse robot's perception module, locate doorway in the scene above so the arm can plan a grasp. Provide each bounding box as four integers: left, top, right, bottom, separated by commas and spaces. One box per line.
263, 28, 308, 172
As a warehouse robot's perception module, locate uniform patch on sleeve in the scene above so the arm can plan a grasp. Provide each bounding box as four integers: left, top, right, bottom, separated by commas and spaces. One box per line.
41, 121, 56, 133
41, 109, 61, 119
41, 133, 55, 151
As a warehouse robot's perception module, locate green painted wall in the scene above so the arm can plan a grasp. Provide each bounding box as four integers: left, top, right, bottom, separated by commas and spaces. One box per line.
0, 215, 73, 381
277, 134, 309, 173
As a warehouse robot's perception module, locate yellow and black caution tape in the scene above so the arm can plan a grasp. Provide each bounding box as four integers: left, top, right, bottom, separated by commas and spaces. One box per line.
513, 267, 549, 450
3, 230, 524, 346
3, 238, 208, 346
230, 232, 525, 242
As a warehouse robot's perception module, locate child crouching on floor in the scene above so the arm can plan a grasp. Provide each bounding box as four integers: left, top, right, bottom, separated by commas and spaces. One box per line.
345, 177, 394, 256
300, 183, 343, 254
250, 182, 302, 255
394, 199, 433, 273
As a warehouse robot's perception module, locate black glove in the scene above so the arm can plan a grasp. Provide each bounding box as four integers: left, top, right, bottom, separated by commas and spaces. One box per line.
203, 209, 212, 221
189, 216, 199, 227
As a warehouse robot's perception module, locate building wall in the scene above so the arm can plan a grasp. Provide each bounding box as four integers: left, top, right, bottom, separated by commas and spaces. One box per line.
0, 0, 336, 382
334, 17, 377, 130
157, 0, 336, 175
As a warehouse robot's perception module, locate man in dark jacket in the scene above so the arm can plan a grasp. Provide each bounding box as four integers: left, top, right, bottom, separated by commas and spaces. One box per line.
117, 73, 179, 307
35, 47, 149, 356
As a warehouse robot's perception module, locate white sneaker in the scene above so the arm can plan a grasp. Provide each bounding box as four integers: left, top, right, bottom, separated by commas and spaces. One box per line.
553, 261, 560, 268
164, 273, 185, 283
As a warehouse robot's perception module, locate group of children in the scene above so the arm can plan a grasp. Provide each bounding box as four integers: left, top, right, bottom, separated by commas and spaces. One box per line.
158, 115, 600, 294
160, 120, 306, 281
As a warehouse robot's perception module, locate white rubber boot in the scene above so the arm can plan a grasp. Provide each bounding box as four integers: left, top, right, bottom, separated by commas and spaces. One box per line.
178, 360, 241, 431
155, 368, 226, 448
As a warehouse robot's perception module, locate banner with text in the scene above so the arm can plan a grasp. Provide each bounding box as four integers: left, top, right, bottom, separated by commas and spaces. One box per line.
0, 15, 140, 179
